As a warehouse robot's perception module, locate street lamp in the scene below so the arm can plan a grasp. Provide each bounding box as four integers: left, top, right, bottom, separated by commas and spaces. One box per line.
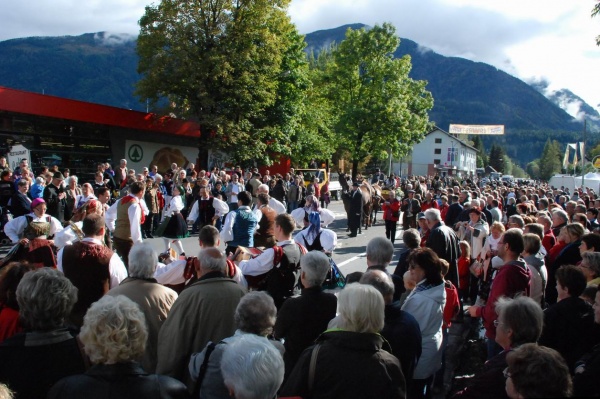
450, 140, 455, 174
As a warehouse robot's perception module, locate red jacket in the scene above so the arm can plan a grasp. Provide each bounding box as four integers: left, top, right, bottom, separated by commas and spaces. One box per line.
420, 200, 439, 211
382, 199, 401, 222
443, 281, 460, 328
475, 260, 531, 339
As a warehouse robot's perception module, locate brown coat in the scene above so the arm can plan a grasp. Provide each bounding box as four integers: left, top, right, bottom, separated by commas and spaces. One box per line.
107, 277, 177, 373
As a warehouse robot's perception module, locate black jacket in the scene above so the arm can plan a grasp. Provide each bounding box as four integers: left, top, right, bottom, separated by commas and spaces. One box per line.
0, 329, 86, 399
280, 330, 405, 399
48, 362, 189, 399
10, 191, 31, 218
427, 222, 460, 287
545, 241, 582, 305
43, 183, 66, 222
538, 296, 596, 372
444, 202, 463, 227
574, 342, 600, 397
274, 286, 337, 380
381, 302, 422, 385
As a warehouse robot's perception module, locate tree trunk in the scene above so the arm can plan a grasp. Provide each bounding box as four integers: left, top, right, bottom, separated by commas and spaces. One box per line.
352, 160, 359, 180
197, 126, 210, 171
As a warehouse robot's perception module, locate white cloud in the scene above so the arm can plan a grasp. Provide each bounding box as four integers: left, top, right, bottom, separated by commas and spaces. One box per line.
0, 0, 598, 115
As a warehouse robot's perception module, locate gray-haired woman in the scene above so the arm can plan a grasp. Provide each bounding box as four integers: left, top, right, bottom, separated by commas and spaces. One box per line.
189, 291, 283, 398
48, 295, 189, 399
0, 268, 85, 399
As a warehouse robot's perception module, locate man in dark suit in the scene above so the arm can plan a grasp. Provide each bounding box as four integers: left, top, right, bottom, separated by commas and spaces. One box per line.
10, 179, 32, 218
348, 181, 363, 237
425, 208, 460, 287
43, 172, 67, 224
444, 194, 463, 228
401, 190, 420, 230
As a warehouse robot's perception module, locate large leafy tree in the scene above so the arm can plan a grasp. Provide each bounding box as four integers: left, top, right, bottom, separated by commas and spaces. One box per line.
323, 23, 433, 178
136, 0, 309, 167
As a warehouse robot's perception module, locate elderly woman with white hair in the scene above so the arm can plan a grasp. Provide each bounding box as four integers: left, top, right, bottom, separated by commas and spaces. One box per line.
48, 295, 189, 399
0, 268, 85, 399
220, 334, 284, 399
280, 283, 405, 398
189, 291, 283, 398
107, 242, 178, 373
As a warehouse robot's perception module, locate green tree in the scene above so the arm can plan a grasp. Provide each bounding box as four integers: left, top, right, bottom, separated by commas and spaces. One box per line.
472, 135, 487, 168
323, 23, 433, 178
538, 139, 562, 180
136, 0, 310, 168
526, 160, 540, 179
488, 144, 505, 173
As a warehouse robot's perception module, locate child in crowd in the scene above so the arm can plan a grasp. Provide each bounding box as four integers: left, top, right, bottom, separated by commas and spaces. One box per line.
458, 240, 471, 303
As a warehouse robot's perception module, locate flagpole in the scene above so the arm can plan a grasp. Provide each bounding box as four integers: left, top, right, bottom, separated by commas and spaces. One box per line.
582, 120, 587, 188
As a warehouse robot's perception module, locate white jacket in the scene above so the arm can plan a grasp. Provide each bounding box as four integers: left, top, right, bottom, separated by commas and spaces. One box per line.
402, 281, 446, 379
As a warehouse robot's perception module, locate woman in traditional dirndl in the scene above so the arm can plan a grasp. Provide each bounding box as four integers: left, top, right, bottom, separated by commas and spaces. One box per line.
2, 198, 63, 268
158, 185, 189, 258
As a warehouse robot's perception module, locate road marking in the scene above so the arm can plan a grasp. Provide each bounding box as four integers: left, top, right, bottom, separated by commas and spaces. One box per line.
337, 253, 367, 267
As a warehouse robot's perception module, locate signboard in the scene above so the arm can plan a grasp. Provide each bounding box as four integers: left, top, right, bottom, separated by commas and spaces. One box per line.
125, 140, 197, 174
7, 144, 31, 171
449, 124, 504, 135
125, 141, 234, 173
593, 155, 600, 169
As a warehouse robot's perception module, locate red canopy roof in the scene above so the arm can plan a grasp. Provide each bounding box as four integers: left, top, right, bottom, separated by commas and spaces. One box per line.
0, 86, 200, 137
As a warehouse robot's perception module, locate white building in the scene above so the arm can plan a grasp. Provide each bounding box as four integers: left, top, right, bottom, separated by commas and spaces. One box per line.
396, 127, 478, 177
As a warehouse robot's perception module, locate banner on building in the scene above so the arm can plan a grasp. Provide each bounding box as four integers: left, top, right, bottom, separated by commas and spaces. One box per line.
448, 124, 504, 135
125, 140, 198, 174
7, 144, 31, 171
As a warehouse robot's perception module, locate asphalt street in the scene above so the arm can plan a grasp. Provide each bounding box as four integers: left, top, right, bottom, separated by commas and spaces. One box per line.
0, 200, 406, 277
143, 199, 405, 276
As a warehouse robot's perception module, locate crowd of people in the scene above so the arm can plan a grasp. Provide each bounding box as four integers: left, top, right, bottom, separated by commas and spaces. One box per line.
1, 154, 600, 398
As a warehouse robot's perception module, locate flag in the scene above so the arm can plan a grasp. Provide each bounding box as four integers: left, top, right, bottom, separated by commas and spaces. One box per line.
579, 142, 585, 163
563, 146, 570, 169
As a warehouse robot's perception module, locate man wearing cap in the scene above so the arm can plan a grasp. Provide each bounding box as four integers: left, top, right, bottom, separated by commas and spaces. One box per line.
43, 171, 67, 224
348, 181, 363, 237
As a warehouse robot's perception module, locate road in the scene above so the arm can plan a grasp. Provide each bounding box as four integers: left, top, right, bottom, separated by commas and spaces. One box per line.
0, 199, 406, 277
143, 199, 405, 276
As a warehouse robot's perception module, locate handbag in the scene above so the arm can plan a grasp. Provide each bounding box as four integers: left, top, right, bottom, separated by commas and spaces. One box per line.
154, 216, 171, 237
322, 257, 346, 290
469, 260, 483, 277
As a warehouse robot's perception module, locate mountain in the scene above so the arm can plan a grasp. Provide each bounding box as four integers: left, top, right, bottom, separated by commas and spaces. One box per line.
305, 24, 584, 132
0, 32, 141, 110
0, 25, 594, 165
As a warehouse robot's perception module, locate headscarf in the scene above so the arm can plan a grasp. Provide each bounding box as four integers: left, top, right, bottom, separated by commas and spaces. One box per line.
306, 211, 322, 243
304, 195, 320, 213
30, 198, 46, 212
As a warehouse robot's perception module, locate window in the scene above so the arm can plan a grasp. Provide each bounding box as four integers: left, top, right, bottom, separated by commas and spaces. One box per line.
434, 148, 441, 154
434, 159, 441, 165
435, 138, 442, 144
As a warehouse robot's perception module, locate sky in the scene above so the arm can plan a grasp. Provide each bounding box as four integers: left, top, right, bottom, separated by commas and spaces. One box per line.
1, 0, 599, 116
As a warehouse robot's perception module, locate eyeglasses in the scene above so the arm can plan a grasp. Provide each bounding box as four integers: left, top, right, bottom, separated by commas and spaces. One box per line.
503, 367, 512, 379
493, 320, 504, 327
579, 263, 591, 269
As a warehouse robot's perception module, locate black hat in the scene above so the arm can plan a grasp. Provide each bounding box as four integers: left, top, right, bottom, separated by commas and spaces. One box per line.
408, 189, 415, 193
418, 212, 426, 219
53, 172, 64, 180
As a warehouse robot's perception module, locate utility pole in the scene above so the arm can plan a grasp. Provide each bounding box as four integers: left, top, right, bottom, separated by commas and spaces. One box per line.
582, 119, 587, 188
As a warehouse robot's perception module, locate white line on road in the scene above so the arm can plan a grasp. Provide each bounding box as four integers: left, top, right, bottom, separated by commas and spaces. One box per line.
337, 253, 366, 267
